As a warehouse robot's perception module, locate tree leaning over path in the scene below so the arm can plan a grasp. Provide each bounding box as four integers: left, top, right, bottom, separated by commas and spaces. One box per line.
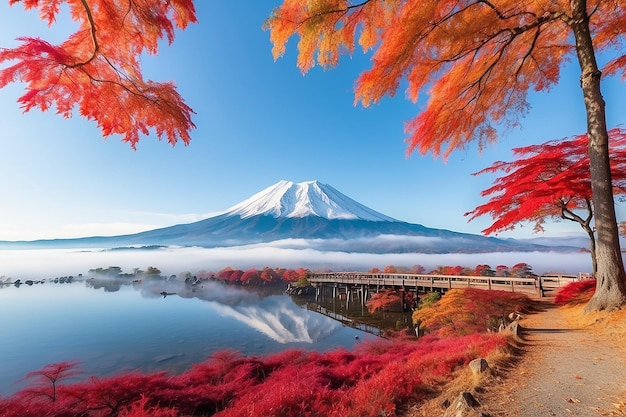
465, 128, 626, 275
0, 0, 197, 148
265, 0, 626, 311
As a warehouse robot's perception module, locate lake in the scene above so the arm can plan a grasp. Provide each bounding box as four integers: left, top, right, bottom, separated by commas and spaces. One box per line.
0, 278, 376, 396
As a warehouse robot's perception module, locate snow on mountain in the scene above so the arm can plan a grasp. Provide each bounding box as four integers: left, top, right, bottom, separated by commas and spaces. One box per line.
224, 180, 397, 222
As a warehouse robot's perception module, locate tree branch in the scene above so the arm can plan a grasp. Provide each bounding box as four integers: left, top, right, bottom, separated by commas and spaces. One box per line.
68, 0, 99, 67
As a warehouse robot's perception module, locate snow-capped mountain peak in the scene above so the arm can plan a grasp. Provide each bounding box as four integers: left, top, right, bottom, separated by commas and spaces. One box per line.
224, 180, 397, 222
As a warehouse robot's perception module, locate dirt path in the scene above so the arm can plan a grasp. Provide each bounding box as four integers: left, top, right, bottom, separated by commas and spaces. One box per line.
481, 300, 626, 416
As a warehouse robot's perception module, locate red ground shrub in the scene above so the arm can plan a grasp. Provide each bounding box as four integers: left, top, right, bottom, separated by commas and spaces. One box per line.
119, 396, 180, 417
554, 279, 596, 306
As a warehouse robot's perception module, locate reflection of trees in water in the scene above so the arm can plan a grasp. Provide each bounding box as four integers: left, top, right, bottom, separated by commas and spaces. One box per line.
84, 266, 139, 292
81, 266, 288, 304
85, 278, 125, 292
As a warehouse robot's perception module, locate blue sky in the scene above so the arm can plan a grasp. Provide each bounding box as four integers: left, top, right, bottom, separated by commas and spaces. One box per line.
0, 2, 625, 242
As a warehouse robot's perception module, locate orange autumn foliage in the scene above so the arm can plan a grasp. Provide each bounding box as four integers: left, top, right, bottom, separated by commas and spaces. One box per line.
0, 0, 197, 148
264, 1, 626, 158
413, 288, 533, 337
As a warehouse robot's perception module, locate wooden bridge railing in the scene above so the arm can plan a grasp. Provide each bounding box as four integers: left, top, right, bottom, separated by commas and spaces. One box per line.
537, 274, 580, 290
307, 272, 553, 296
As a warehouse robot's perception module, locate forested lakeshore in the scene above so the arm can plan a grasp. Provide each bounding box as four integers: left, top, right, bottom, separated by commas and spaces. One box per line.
0, 261, 583, 417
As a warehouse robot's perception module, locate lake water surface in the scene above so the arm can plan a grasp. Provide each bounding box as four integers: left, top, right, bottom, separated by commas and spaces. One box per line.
0, 279, 374, 395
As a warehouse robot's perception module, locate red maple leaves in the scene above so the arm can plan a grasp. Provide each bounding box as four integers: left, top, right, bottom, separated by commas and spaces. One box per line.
466, 128, 626, 236
0, 0, 197, 148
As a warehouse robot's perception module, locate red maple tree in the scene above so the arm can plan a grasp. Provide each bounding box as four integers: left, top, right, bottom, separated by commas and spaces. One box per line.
21, 360, 81, 402
409, 264, 425, 274
240, 268, 260, 284
382, 265, 397, 274
510, 263, 534, 278
366, 289, 402, 313
0, 0, 197, 148
258, 267, 275, 283
473, 264, 495, 277
466, 128, 626, 273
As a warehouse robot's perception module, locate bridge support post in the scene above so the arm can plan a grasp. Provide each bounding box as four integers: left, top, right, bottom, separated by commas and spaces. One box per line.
401, 289, 405, 312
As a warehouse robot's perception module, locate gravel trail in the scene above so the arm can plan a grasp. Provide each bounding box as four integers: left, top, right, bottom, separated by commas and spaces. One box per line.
481, 301, 626, 417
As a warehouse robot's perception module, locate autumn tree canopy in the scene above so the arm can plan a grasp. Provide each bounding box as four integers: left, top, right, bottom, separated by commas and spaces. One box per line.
0, 0, 197, 148
266, 1, 623, 157
466, 128, 626, 273
265, 0, 626, 311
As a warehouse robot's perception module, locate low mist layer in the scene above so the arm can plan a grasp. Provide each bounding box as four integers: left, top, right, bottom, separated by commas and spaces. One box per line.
0, 243, 593, 280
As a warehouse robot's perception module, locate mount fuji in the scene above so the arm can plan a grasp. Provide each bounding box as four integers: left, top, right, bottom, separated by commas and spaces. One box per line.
1, 180, 579, 253
224, 180, 396, 222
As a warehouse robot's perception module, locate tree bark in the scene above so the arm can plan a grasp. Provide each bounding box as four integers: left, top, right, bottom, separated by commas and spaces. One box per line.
584, 222, 597, 276
570, 0, 626, 311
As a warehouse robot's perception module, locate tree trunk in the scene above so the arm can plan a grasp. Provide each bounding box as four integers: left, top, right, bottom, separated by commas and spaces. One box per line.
583, 223, 597, 276
563, 199, 596, 274
570, 0, 626, 311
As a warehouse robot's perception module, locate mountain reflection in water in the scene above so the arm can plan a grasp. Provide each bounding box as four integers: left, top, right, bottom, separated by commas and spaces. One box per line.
130, 278, 340, 344
211, 295, 339, 343
0, 278, 371, 396
99, 278, 342, 344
